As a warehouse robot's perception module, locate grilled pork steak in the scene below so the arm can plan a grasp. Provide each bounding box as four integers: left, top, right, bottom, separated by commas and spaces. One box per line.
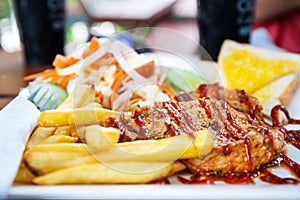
105, 85, 286, 174
189, 83, 264, 120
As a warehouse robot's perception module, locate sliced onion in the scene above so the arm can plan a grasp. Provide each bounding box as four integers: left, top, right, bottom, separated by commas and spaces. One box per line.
56, 38, 111, 76
111, 41, 148, 84
56, 60, 83, 76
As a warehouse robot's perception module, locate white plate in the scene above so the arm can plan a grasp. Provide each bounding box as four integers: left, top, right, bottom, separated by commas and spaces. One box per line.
7, 184, 300, 199
7, 54, 300, 199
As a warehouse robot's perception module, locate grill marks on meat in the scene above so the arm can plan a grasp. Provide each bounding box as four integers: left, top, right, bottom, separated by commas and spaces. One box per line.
189, 83, 264, 120
103, 84, 288, 174
106, 91, 285, 174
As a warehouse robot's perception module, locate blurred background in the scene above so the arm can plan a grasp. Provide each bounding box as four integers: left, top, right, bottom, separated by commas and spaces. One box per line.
2, 0, 299, 61
0, 0, 199, 56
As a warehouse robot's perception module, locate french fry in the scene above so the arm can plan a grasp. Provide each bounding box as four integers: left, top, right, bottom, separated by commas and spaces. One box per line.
32, 161, 185, 185
169, 160, 187, 176
70, 125, 86, 139
38, 107, 120, 127
53, 126, 72, 136
25, 143, 90, 154
25, 152, 98, 175
26, 127, 56, 150
24, 130, 212, 175
92, 130, 213, 162
38, 135, 78, 144
85, 125, 120, 149
14, 161, 35, 183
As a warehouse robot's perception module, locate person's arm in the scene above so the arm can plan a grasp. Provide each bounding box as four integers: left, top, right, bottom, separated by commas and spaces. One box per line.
255, 0, 300, 22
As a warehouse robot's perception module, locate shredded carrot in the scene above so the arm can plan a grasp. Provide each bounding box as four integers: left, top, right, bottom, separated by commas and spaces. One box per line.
24, 68, 75, 89
58, 76, 69, 89
53, 54, 80, 68
111, 70, 126, 91
95, 91, 104, 104
159, 84, 177, 98
129, 97, 144, 106
57, 73, 76, 89
66, 57, 80, 66
24, 70, 54, 81
50, 73, 59, 83
82, 36, 100, 58
40, 70, 57, 80
89, 36, 99, 51
52, 54, 68, 68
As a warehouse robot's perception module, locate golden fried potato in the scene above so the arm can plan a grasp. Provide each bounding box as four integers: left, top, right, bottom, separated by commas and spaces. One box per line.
38, 135, 78, 145
33, 161, 185, 185
70, 125, 86, 139
25, 151, 98, 175
26, 127, 56, 149
85, 125, 120, 149
25, 143, 90, 153
14, 161, 35, 183
25, 130, 212, 175
38, 107, 120, 127
92, 130, 213, 162
53, 126, 72, 136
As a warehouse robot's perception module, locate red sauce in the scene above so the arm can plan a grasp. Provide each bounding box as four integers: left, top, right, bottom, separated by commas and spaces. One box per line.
225, 105, 245, 136
222, 145, 232, 155
178, 173, 254, 185
260, 169, 299, 184
244, 136, 253, 172
178, 155, 299, 185
207, 99, 224, 132
264, 128, 275, 156
254, 153, 299, 185
285, 130, 300, 150
162, 101, 196, 136
170, 102, 197, 132
148, 178, 171, 184
198, 98, 212, 119
223, 123, 239, 140
245, 113, 255, 124
175, 92, 193, 102
223, 173, 254, 184
133, 109, 145, 127
238, 89, 256, 118
115, 112, 139, 140
271, 105, 300, 126
133, 109, 149, 139
168, 123, 177, 136
270, 105, 300, 150
177, 176, 214, 185
280, 153, 300, 178
197, 84, 208, 98
162, 102, 176, 119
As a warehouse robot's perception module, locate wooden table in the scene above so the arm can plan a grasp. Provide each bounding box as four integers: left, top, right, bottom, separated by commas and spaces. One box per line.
0, 50, 51, 109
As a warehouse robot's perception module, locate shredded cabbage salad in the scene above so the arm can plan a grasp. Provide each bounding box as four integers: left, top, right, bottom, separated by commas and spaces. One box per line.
24, 37, 204, 111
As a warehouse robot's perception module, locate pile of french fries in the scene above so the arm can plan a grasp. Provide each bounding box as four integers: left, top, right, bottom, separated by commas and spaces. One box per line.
15, 85, 213, 185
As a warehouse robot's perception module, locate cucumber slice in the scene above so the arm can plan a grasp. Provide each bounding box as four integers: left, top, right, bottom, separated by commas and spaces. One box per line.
28, 83, 68, 110
164, 67, 207, 93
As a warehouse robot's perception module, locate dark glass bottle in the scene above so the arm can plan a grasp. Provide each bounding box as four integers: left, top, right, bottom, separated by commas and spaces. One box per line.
197, 0, 255, 61
14, 0, 65, 66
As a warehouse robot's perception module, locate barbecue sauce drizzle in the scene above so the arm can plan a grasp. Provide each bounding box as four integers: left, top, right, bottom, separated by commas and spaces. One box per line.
133, 109, 150, 139
161, 101, 196, 137
111, 84, 299, 185
198, 96, 254, 171
175, 85, 299, 185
